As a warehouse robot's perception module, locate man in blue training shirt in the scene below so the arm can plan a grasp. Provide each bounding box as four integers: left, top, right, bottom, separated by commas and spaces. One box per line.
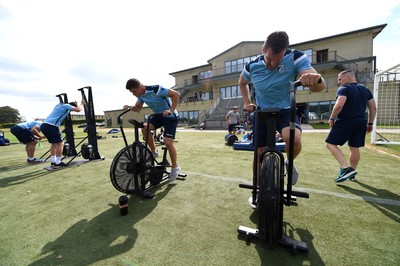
239, 31, 326, 208
41, 101, 84, 168
124, 78, 181, 182
10, 120, 46, 163
326, 70, 376, 182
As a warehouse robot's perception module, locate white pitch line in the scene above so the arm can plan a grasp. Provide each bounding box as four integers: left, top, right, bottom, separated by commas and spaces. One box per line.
185, 171, 400, 207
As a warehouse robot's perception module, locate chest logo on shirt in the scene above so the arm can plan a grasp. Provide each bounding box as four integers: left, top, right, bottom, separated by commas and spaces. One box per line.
278, 65, 284, 73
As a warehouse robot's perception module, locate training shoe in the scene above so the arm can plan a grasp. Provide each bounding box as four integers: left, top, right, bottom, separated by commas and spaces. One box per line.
169, 166, 181, 182
349, 172, 358, 182
27, 158, 44, 164
335, 167, 357, 182
52, 162, 67, 168
248, 194, 258, 209
152, 150, 159, 158
285, 160, 299, 185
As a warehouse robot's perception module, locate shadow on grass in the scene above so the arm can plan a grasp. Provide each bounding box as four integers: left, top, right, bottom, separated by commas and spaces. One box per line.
28, 183, 176, 265
239, 209, 325, 265
0, 162, 34, 173
338, 182, 400, 222
0, 168, 51, 187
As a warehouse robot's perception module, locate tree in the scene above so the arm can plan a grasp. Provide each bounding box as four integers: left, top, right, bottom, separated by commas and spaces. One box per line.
0, 106, 21, 124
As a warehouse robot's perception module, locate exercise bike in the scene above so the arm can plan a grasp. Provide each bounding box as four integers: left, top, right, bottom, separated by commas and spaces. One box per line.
110, 109, 186, 198
238, 80, 310, 254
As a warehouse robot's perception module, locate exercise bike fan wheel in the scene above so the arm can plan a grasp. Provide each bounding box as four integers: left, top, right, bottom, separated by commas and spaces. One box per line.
110, 143, 154, 194
259, 151, 283, 248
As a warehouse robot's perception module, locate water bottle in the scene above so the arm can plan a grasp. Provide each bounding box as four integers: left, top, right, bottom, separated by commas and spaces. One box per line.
118, 195, 128, 216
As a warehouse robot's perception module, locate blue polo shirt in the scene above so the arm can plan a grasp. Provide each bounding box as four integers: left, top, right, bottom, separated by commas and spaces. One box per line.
336, 83, 373, 121
43, 103, 75, 127
137, 85, 178, 117
241, 49, 312, 109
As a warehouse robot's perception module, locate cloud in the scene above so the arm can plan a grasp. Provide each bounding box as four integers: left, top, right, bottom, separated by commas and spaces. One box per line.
1, 0, 400, 120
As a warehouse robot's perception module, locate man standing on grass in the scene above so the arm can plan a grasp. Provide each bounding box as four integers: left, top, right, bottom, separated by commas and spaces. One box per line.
326, 70, 376, 182
226, 106, 241, 134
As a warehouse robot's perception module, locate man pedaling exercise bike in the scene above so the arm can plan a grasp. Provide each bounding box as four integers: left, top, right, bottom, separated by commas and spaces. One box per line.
123, 78, 182, 182
238, 31, 326, 208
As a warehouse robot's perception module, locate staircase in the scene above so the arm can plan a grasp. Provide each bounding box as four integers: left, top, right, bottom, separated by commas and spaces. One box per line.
204, 98, 244, 129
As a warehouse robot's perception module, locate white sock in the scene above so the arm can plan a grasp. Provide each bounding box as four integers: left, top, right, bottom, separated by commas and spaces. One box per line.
52, 155, 56, 163
55, 157, 61, 164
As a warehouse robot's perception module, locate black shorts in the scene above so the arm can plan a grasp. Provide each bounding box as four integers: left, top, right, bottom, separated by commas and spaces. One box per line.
10, 125, 35, 144
148, 114, 179, 139
228, 123, 238, 133
325, 119, 367, 147
40, 123, 63, 144
253, 108, 301, 147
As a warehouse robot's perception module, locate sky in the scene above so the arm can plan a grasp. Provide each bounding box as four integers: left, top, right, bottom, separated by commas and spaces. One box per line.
1, 0, 399, 120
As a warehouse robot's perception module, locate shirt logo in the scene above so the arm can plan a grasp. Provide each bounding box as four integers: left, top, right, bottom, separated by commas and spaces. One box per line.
278, 65, 284, 73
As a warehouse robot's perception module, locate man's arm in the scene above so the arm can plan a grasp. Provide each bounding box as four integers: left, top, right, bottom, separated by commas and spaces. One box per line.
366, 98, 377, 133
239, 75, 256, 111
298, 68, 326, 92
329, 96, 346, 128
123, 102, 143, 113
165, 89, 180, 116
71, 100, 85, 112
31, 125, 44, 140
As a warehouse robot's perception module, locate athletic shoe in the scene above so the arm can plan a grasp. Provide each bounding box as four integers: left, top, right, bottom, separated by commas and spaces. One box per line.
52, 162, 67, 168
285, 160, 299, 185
27, 158, 44, 164
169, 166, 181, 182
152, 151, 159, 158
349, 172, 358, 182
335, 167, 357, 182
248, 194, 258, 209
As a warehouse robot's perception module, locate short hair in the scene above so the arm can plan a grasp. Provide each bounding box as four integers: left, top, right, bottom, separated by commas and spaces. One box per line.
68, 101, 78, 107
126, 78, 141, 90
264, 31, 289, 54
339, 69, 354, 76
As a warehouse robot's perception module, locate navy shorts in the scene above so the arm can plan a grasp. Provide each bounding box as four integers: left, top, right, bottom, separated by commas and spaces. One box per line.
228, 123, 238, 133
10, 125, 35, 144
148, 114, 179, 139
253, 108, 301, 147
40, 123, 63, 144
325, 119, 367, 147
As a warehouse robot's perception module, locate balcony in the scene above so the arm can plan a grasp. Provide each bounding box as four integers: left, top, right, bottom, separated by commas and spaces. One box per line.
180, 50, 375, 88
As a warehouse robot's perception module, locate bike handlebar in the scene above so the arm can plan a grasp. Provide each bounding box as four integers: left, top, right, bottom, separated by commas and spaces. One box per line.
117, 108, 131, 125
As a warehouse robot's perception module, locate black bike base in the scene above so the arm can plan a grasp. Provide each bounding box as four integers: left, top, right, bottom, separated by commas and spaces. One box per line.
237, 225, 308, 254
43, 157, 105, 171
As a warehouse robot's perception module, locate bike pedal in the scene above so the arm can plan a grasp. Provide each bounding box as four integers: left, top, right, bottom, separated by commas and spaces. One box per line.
284, 194, 297, 201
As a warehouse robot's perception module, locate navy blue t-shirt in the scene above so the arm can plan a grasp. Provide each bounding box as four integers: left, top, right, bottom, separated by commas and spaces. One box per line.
336, 83, 373, 121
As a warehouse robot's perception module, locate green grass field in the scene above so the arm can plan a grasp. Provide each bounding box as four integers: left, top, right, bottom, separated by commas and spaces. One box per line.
0, 128, 399, 265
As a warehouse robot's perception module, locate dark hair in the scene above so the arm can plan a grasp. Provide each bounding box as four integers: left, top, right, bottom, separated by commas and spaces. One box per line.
126, 78, 141, 90
68, 101, 78, 107
265, 31, 289, 54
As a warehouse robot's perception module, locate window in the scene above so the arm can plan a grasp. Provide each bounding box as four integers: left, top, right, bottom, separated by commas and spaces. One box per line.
303, 49, 312, 63
220, 85, 242, 99
316, 49, 328, 63
178, 110, 199, 125
307, 101, 335, 120
225, 61, 232, 74
225, 55, 258, 74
